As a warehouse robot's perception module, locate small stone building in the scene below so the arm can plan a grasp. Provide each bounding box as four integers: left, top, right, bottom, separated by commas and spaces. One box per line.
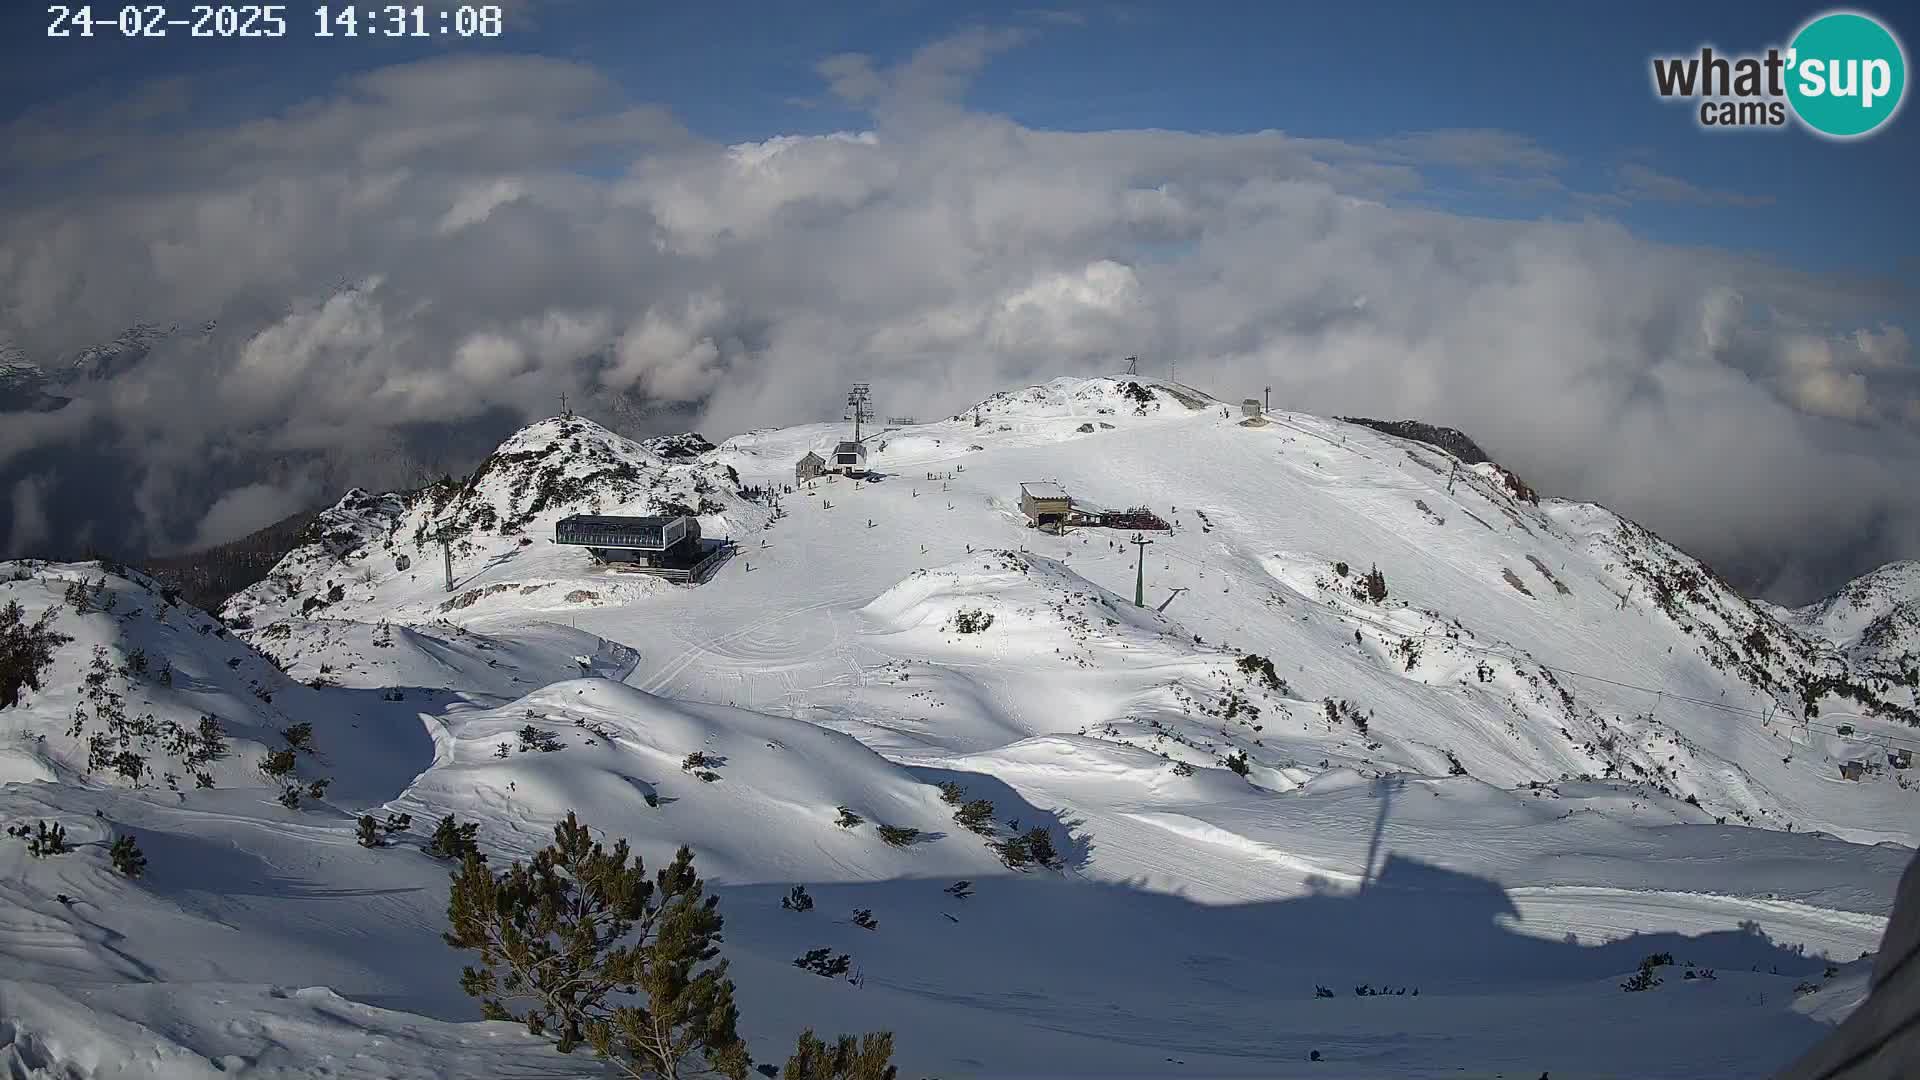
1242, 398, 1262, 417
795, 451, 825, 486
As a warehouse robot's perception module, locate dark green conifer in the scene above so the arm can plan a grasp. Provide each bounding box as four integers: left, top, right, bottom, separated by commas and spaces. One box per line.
444, 813, 750, 1076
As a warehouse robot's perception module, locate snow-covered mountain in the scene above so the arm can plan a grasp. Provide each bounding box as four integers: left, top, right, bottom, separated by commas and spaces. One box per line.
0, 345, 62, 412
58, 322, 182, 383
222, 414, 765, 628
0, 321, 219, 408
3, 374, 1916, 1078
1781, 561, 1920, 672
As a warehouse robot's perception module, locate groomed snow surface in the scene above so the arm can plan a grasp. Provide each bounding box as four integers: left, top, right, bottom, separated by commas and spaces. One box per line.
4, 375, 1918, 1078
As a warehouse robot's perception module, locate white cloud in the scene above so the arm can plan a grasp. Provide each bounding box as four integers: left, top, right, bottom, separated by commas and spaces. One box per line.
1852, 324, 1911, 369
6, 475, 51, 555
439, 179, 530, 234
190, 481, 315, 550
1781, 337, 1873, 420
453, 332, 529, 382
609, 293, 729, 402
0, 33, 1914, 600
1614, 163, 1775, 208
819, 26, 1031, 109
988, 261, 1145, 352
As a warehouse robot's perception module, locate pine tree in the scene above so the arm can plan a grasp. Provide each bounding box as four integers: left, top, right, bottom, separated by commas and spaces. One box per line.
357, 814, 386, 847
784, 1030, 898, 1080
190, 714, 229, 766
782, 885, 814, 912
793, 948, 852, 979
1021, 827, 1059, 869
426, 813, 482, 860
111, 750, 147, 785
110, 834, 146, 877
1, 601, 72, 710
444, 813, 750, 1077
953, 799, 996, 835
519, 725, 564, 753
27, 820, 70, 856
260, 749, 296, 780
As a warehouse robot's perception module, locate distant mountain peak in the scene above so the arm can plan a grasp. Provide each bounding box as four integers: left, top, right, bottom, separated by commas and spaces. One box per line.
219, 411, 755, 627
960, 376, 1203, 422
642, 431, 716, 460
1787, 560, 1920, 664
1338, 417, 1492, 466
62, 322, 179, 382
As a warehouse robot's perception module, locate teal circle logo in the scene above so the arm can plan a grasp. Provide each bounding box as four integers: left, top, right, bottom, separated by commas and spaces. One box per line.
1787, 11, 1907, 137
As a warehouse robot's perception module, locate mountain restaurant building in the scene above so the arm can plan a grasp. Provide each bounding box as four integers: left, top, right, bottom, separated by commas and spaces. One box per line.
554, 514, 702, 567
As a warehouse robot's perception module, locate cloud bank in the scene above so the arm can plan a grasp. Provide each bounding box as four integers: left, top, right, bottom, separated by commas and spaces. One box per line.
0, 38, 1914, 605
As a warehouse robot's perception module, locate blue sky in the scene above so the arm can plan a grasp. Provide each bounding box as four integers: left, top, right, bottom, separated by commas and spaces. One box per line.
3, 0, 1914, 277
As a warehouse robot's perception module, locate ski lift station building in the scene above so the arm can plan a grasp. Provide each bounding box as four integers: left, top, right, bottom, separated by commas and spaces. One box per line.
555, 514, 702, 567
1020, 482, 1073, 530
832, 440, 868, 476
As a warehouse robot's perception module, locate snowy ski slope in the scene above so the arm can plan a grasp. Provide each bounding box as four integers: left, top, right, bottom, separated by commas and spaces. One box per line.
3, 375, 1916, 1078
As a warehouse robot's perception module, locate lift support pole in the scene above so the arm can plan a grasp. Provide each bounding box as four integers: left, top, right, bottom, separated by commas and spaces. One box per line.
1131, 533, 1154, 607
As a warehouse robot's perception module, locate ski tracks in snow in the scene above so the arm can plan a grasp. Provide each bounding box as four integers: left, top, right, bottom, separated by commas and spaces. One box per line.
636, 597, 852, 697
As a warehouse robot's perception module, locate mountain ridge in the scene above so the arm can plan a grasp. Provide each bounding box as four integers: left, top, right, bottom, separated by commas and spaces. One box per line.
224, 376, 1920, 840
3, 371, 1917, 1078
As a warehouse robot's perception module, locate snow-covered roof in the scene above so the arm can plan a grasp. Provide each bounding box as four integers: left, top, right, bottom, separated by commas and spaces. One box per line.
1022, 481, 1069, 500
834, 440, 866, 456
1069, 497, 1108, 515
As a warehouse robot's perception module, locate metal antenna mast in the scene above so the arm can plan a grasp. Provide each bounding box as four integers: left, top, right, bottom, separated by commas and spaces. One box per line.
1124, 356, 1139, 376
1130, 533, 1154, 607
1264, 385, 1271, 412
845, 383, 873, 443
